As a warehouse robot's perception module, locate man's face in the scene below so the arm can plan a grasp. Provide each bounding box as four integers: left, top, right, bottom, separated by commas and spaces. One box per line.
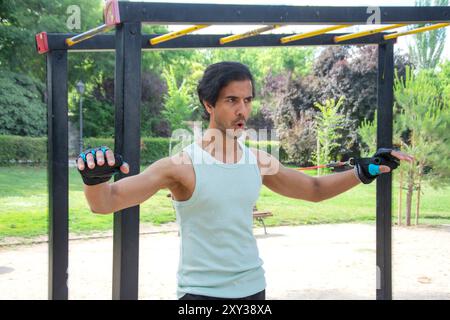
204, 79, 253, 139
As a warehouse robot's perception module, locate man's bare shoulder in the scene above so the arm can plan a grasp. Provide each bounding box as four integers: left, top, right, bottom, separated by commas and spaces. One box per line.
169, 150, 192, 165
140, 152, 193, 189
142, 152, 192, 177
169, 151, 196, 189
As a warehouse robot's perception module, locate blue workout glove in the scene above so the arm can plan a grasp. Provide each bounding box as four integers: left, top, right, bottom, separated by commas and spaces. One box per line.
353, 148, 400, 184
76, 146, 124, 186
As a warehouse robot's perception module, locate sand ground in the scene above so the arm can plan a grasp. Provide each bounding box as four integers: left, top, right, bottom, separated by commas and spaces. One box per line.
0, 223, 449, 300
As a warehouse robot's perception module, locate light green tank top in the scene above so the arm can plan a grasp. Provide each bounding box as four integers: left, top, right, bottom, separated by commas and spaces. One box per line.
172, 138, 266, 299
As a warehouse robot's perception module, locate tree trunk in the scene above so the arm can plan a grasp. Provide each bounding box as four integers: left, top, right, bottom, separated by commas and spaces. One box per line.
316, 137, 321, 176
415, 163, 423, 226
398, 168, 403, 226
405, 162, 415, 227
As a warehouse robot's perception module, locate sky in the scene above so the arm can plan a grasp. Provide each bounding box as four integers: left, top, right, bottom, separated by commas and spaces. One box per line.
130, 0, 450, 61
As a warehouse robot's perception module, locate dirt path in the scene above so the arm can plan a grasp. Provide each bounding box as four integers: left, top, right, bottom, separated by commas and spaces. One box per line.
0, 223, 449, 300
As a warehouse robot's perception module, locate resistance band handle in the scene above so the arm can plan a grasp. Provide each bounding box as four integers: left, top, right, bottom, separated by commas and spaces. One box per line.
76, 146, 124, 186
353, 148, 400, 184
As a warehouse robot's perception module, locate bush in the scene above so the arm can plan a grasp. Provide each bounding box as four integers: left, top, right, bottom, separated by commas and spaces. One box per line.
0, 135, 171, 165
0, 135, 47, 164
0, 71, 46, 136
84, 137, 171, 164
85, 137, 288, 164
0, 135, 288, 165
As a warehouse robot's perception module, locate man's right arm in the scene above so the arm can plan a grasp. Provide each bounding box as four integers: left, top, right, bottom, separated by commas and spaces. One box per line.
84, 157, 177, 214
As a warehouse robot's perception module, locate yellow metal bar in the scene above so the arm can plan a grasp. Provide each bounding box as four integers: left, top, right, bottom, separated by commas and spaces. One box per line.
334, 24, 407, 43
150, 25, 210, 45
66, 24, 114, 47
280, 25, 352, 44
220, 25, 282, 44
384, 23, 450, 40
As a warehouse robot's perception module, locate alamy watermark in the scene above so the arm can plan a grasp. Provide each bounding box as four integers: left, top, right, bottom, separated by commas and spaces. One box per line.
66, 5, 81, 30
366, 6, 381, 25
168, 122, 281, 175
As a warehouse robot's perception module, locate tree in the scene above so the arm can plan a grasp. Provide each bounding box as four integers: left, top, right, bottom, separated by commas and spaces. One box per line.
0, 70, 46, 136
204, 47, 313, 89
394, 66, 450, 225
74, 70, 170, 138
140, 71, 170, 137
358, 111, 377, 156
275, 104, 317, 165
408, 0, 449, 70
0, 0, 129, 139
313, 96, 346, 176
437, 60, 450, 102
276, 46, 411, 164
0, 0, 104, 79
161, 67, 194, 133
358, 109, 408, 226
249, 71, 291, 131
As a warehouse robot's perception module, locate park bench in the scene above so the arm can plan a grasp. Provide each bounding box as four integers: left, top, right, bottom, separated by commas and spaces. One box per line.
252, 205, 273, 235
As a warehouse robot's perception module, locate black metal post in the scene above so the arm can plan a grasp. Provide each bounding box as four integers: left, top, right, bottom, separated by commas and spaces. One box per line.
112, 22, 142, 300
79, 95, 83, 153
47, 50, 69, 300
376, 42, 394, 300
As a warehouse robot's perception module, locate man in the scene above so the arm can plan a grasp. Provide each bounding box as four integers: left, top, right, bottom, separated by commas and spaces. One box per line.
76, 61, 413, 300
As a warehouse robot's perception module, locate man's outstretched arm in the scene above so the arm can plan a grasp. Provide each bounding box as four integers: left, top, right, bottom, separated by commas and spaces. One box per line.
77, 147, 178, 213
262, 161, 360, 202
259, 149, 413, 202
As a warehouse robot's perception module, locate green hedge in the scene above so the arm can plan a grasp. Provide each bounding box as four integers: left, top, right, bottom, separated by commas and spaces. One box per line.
0, 135, 288, 165
0, 135, 47, 164
84, 137, 171, 165
85, 137, 288, 164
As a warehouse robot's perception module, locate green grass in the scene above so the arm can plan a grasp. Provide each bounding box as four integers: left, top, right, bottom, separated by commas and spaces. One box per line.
0, 166, 449, 240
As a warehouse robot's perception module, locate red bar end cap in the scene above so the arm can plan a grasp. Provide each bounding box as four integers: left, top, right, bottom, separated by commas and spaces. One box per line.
36, 32, 49, 54
104, 0, 121, 26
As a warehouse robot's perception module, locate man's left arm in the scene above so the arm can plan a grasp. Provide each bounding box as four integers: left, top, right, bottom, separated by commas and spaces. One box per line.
258, 149, 414, 202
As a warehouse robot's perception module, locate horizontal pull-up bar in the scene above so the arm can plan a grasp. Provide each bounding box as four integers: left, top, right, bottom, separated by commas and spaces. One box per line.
334, 24, 407, 43
59, 1, 450, 48
36, 32, 394, 54
66, 0, 120, 47
383, 22, 450, 40
280, 25, 352, 44
112, 2, 450, 25
220, 25, 282, 44
150, 25, 210, 45
66, 24, 114, 47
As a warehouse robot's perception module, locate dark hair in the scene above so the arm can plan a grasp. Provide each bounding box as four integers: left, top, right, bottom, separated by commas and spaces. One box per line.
197, 61, 255, 120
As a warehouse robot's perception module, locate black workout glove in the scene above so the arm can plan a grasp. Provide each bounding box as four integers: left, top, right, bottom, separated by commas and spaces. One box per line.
76, 146, 124, 186
353, 148, 400, 184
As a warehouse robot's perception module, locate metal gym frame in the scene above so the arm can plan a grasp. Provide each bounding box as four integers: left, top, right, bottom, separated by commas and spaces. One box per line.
35, 0, 450, 300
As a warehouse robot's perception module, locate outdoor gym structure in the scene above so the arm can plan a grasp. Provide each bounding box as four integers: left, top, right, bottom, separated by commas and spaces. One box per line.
35, 0, 450, 300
